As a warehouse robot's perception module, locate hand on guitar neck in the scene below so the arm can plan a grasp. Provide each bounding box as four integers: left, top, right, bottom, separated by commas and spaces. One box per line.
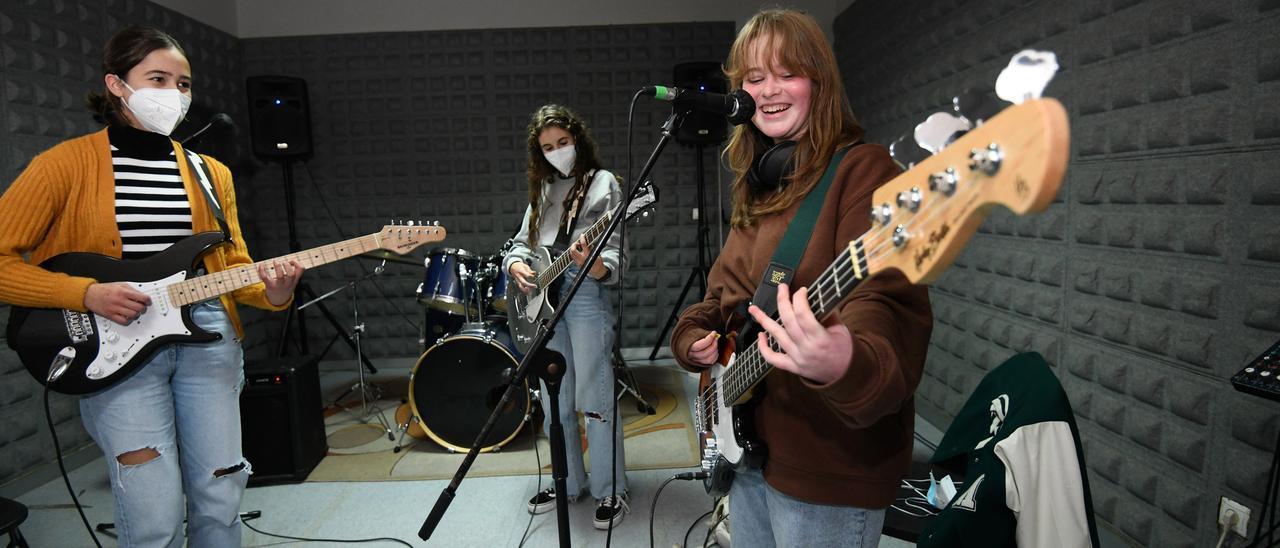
746, 283, 852, 385
509, 233, 608, 295
567, 234, 608, 281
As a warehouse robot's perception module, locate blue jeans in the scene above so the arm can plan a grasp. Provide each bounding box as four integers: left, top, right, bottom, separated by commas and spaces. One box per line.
730, 466, 885, 548
79, 300, 249, 548
539, 266, 627, 500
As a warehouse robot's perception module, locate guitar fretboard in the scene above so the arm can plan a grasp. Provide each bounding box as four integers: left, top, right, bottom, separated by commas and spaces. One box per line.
534, 206, 617, 289
167, 233, 385, 306
720, 238, 871, 405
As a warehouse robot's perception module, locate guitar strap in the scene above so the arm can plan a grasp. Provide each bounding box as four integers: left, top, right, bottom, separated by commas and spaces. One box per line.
555, 169, 597, 248
742, 144, 858, 323
180, 147, 232, 240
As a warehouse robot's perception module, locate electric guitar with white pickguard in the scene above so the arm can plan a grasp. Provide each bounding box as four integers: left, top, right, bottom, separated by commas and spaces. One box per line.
695, 97, 1070, 496
8, 223, 446, 395
507, 181, 657, 354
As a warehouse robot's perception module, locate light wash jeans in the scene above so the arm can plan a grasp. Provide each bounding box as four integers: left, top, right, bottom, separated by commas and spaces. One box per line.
539, 265, 627, 501
79, 300, 249, 548
730, 466, 885, 548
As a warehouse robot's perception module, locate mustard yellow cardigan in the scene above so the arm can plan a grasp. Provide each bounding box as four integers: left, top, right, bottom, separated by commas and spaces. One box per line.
0, 127, 288, 339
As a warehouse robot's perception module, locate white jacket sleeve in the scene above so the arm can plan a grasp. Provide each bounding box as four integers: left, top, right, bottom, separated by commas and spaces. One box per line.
994, 421, 1092, 548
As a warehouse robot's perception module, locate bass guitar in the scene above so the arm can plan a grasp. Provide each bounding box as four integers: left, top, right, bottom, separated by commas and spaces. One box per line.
507, 181, 656, 353
8, 223, 446, 395
695, 98, 1071, 495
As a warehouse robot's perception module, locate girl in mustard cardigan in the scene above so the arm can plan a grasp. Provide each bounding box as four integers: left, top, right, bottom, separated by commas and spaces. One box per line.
0, 27, 303, 547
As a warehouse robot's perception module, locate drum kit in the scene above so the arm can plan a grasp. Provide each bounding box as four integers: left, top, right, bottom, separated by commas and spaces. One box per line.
398, 246, 529, 453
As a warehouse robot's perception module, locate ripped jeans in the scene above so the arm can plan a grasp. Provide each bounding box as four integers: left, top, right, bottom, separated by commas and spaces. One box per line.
80, 300, 249, 548
540, 265, 627, 500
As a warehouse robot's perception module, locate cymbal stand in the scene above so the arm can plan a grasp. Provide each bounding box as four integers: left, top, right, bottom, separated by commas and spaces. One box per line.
303, 262, 393, 439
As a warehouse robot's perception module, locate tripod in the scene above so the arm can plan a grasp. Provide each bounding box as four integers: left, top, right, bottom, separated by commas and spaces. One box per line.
649, 143, 713, 360
272, 159, 378, 376
301, 263, 393, 438
613, 336, 655, 415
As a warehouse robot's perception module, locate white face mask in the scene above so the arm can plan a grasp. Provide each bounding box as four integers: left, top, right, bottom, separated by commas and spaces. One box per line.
543, 145, 576, 177
119, 80, 191, 136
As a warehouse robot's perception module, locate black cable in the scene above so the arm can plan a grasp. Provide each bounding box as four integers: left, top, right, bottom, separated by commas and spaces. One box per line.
703, 506, 729, 548
44, 384, 103, 548
240, 517, 413, 546
606, 88, 646, 548
518, 411, 541, 548
683, 508, 715, 548
649, 471, 707, 548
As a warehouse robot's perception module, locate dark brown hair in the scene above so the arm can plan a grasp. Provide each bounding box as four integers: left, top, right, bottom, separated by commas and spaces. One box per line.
523, 104, 606, 246
723, 9, 864, 227
86, 26, 187, 126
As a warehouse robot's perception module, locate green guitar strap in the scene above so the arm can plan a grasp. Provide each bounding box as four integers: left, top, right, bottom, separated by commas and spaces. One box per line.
746, 144, 855, 318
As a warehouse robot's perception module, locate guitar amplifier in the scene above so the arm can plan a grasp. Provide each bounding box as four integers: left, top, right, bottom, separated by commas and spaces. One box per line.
239, 354, 327, 485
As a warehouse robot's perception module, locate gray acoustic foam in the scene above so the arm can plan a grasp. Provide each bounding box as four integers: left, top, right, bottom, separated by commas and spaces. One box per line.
834, 0, 1280, 546
235, 23, 736, 362
0, 1, 244, 486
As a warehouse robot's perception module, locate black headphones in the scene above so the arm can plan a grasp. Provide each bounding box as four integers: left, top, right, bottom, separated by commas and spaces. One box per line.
747, 140, 797, 193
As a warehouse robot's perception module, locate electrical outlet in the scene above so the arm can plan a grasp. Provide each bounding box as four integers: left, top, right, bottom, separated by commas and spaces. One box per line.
1219, 496, 1251, 537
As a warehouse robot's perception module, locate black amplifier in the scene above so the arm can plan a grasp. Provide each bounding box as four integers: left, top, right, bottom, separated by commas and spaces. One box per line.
239, 354, 327, 485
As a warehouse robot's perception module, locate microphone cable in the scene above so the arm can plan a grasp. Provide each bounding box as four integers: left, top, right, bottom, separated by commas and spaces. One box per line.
605, 87, 649, 548
43, 382, 103, 548
517, 407, 541, 548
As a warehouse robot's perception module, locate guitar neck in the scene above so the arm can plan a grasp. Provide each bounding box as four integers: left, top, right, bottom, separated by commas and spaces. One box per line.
534, 206, 617, 289
721, 237, 872, 405
168, 233, 383, 306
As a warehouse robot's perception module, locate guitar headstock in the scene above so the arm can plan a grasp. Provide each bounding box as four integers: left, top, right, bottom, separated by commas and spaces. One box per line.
625, 180, 659, 222
863, 98, 1069, 285
377, 221, 447, 255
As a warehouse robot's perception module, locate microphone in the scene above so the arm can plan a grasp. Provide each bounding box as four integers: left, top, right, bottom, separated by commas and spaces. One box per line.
181, 113, 234, 145
644, 86, 755, 126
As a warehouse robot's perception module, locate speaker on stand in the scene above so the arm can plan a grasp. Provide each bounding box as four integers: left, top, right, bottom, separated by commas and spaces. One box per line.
648, 62, 729, 359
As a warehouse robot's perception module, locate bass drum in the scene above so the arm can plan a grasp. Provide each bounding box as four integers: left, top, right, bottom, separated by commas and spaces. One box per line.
408, 324, 528, 453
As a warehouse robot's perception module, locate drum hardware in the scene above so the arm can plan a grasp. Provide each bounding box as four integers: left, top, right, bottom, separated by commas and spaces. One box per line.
613, 339, 656, 415
301, 261, 393, 439
394, 323, 531, 454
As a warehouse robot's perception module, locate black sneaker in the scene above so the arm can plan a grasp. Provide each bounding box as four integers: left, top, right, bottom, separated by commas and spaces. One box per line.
593, 494, 629, 529
527, 487, 556, 514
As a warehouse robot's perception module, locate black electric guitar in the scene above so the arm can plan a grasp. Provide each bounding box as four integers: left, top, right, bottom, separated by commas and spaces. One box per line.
507, 181, 657, 353
8, 223, 446, 395
695, 98, 1071, 495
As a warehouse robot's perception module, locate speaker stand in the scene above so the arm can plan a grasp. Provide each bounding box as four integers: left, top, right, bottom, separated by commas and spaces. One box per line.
649, 143, 712, 360
270, 159, 377, 375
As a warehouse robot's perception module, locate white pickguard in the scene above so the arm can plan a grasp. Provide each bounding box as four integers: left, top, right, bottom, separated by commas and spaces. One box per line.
704, 356, 744, 466
84, 271, 190, 381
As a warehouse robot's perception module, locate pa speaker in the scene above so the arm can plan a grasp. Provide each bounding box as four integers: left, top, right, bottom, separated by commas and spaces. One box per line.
246, 75, 313, 158
673, 61, 729, 145
239, 354, 326, 485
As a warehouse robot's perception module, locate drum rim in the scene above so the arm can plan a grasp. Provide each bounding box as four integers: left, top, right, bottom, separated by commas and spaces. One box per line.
426, 246, 476, 257
406, 332, 529, 453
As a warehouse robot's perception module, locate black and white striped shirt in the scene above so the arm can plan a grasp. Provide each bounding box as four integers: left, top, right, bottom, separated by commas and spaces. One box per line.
108, 125, 193, 259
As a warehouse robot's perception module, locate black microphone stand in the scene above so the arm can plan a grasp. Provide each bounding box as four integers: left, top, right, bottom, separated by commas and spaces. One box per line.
418, 109, 687, 546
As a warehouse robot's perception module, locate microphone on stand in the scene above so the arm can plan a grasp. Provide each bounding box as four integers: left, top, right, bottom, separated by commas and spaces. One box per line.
181, 113, 234, 145
643, 86, 755, 125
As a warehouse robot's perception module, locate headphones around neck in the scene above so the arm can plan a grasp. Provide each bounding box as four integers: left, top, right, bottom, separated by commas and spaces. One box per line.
747, 140, 797, 194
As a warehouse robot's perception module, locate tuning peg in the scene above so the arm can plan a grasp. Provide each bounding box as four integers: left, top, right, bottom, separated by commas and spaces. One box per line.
995, 49, 1059, 104
952, 86, 1006, 127
914, 112, 972, 154
889, 134, 930, 170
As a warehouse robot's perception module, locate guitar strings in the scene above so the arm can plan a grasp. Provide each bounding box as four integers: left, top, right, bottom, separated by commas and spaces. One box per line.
696, 171, 987, 413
